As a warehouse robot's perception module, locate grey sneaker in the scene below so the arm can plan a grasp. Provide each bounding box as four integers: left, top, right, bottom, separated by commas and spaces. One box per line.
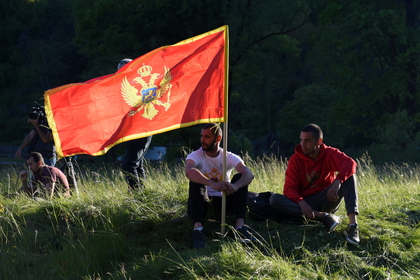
344, 224, 360, 245
322, 213, 340, 232
236, 225, 257, 243
193, 229, 206, 249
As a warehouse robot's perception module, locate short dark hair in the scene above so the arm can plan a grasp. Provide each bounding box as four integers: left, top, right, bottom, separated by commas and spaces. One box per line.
202, 123, 222, 137
302, 124, 323, 140
26, 152, 45, 164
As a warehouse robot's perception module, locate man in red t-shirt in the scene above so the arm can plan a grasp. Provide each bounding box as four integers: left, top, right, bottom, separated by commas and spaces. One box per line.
20, 152, 70, 198
270, 124, 360, 245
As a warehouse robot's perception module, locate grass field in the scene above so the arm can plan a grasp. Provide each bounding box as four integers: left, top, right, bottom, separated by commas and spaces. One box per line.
0, 154, 419, 279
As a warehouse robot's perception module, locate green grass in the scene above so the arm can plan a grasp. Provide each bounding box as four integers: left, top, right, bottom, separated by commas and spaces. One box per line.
0, 154, 419, 279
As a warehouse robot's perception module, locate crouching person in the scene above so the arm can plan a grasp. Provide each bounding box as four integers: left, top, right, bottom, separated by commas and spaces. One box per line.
20, 152, 70, 198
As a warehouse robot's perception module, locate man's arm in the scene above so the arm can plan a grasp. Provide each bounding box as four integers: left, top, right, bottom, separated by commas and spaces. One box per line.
19, 171, 36, 195
327, 179, 341, 201
225, 162, 254, 195
185, 159, 228, 192
29, 118, 53, 144
327, 148, 357, 202
283, 156, 316, 218
15, 130, 36, 158
283, 156, 304, 203
298, 200, 316, 219
45, 181, 71, 198
331, 148, 357, 182
46, 168, 71, 198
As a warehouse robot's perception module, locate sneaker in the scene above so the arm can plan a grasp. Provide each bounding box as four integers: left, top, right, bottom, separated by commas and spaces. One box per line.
236, 225, 257, 243
344, 224, 360, 245
322, 213, 340, 232
193, 229, 206, 249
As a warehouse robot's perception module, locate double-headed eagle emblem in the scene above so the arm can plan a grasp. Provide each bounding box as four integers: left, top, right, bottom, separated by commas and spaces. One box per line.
121, 64, 172, 119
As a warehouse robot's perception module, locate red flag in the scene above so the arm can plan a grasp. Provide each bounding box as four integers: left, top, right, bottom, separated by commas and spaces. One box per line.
45, 26, 227, 158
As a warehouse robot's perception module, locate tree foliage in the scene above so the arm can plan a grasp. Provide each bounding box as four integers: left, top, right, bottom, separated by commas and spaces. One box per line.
0, 0, 86, 142
279, 0, 420, 160
1, 0, 419, 163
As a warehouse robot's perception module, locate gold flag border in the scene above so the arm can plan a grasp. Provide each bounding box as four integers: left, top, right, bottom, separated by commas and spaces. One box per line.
44, 26, 228, 158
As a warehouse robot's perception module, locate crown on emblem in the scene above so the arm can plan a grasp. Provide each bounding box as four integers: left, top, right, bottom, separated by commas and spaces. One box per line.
138, 64, 152, 77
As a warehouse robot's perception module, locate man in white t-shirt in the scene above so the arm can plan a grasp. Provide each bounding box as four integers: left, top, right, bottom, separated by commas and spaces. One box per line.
185, 123, 256, 249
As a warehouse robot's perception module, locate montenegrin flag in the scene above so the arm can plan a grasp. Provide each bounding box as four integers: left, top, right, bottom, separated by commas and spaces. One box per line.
45, 26, 228, 158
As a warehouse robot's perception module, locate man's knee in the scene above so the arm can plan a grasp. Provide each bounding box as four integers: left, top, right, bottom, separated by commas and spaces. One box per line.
343, 175, 357, 186
189, 180, 204, 189
188, 181, 207, 198
231, 173, 242, 183
341, 175, 358, 195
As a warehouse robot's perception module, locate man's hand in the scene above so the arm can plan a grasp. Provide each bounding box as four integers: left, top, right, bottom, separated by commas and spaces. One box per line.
225, 183, 239, 195
298, 200, 315, 219
20, 171, 28, 181
209, 181, 229, 192
327, 180, 341, 201
15, 149, 22, 159
19, 171, 31, 194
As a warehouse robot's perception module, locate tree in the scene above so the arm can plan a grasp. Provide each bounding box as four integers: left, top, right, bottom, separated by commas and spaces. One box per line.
290, 1, 420, 159
0, 0, 86, 144
72, 0, 310, 157
4, 0, 417, 162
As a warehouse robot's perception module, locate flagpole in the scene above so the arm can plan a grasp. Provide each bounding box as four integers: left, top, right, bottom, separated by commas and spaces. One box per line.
221, 25, 229, 237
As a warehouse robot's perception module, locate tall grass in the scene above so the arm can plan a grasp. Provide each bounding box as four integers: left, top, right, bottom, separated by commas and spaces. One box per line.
0, 155, 419, 279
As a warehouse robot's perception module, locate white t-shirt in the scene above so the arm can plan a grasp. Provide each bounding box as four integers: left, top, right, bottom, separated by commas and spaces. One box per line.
186, 147, 243, 197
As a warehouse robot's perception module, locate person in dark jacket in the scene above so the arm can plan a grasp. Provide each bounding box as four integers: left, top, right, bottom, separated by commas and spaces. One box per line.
16, 107, 56, 166
118, 58, 153, 190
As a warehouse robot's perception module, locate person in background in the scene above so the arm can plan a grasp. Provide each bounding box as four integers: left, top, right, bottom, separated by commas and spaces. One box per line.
16, 106, 56, 166
269, 124, 360, 245
185, 123, 256, 249
118, 58, 153, 190
20, 152, 70, 198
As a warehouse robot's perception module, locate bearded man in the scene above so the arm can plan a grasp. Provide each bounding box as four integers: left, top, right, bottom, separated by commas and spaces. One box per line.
185, 123, 256, 249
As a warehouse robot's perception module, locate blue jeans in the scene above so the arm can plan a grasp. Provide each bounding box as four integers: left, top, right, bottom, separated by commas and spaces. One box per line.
44, 156, 56, 167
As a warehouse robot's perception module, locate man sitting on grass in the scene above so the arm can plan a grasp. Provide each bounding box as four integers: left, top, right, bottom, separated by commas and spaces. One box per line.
20, 152, 70, 198
185, 123, 256, 249
269, 124, 360, 245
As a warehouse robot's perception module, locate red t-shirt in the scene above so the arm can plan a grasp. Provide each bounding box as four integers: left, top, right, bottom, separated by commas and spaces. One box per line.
31, 165, 70, 193
283, 143, 356, 204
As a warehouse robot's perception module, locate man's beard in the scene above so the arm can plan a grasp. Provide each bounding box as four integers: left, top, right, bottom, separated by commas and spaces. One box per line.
202, 140, 217, 152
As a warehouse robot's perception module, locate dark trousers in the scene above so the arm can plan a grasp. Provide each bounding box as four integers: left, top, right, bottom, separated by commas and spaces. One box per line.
121, 136, 152, 189
269, 175, 359, 218
187, 173, 248, 225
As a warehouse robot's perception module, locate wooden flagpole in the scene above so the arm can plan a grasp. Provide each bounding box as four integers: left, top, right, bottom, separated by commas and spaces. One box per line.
221, 25, 229, 236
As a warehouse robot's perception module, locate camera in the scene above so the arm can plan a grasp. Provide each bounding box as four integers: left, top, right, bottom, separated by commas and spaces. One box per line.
28, 107, 46, 122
